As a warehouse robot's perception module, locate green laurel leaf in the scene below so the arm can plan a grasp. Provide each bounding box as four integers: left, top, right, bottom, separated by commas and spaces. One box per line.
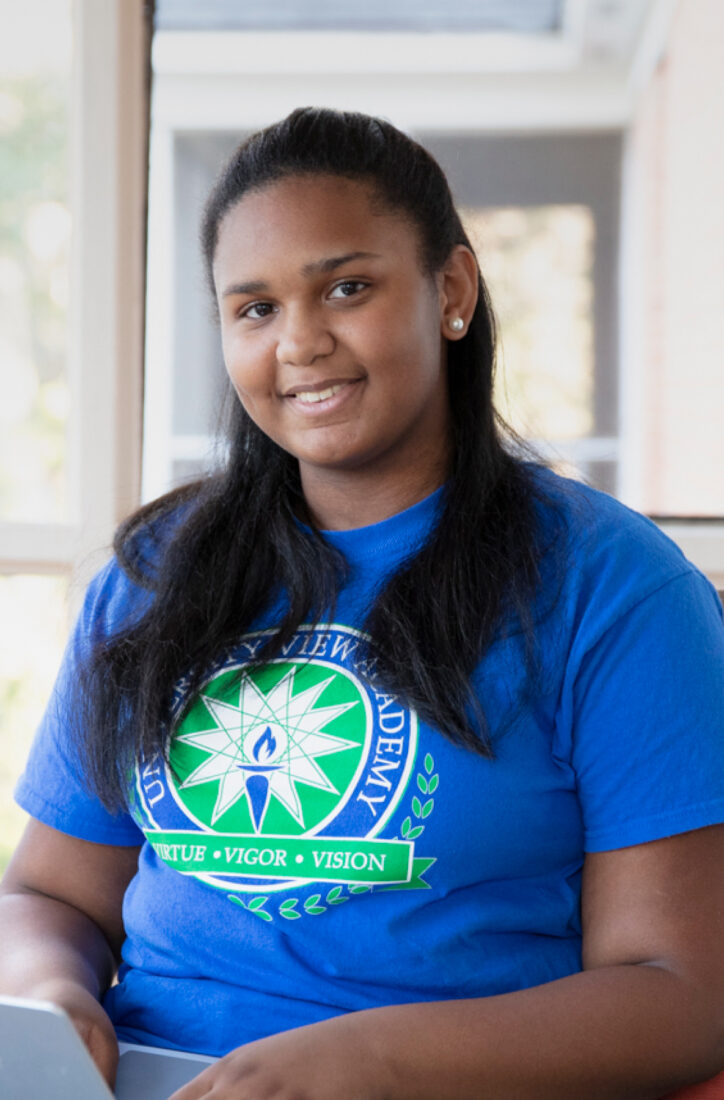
428, 774, 439, 794
424, 753, 434, 774
349, 884, 372, 894
279, 899, 301, 920
401, 816, 413, 837
304, 894, 326, 915
326, 886, 348, 905
411, 796, 423, 817
417, 775, 428, 793
231, 895, 272, 921
407, 825, 424, 840
421, 799, 434, 818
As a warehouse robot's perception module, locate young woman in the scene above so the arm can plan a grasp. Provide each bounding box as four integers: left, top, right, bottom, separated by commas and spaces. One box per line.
2, 107, 724, 1099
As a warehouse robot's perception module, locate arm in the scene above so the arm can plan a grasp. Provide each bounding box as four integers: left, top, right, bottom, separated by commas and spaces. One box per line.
171, 824, 724, 1100
0, 818, 140, 1085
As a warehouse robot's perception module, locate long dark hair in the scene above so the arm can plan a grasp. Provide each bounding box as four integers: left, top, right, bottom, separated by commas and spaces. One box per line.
78, 107, 552, 811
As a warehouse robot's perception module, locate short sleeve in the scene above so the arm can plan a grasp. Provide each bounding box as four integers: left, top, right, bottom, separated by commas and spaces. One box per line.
567, 569, 724, 852
14, 559, 147, 846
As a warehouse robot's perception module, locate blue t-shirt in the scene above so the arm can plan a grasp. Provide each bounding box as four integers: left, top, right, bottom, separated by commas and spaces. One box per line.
15, 471, 724, 1057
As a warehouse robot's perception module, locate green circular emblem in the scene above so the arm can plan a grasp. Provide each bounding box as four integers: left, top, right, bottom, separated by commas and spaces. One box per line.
135, 625, 428, 910
169, 660, 370, 838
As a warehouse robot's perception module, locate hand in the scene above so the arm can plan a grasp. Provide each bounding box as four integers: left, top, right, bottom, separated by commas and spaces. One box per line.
168, 1012, 393, 1100
29, 977, 119, 1087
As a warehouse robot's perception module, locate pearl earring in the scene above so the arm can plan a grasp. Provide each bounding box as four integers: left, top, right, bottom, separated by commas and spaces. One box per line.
449, 317, 464, 332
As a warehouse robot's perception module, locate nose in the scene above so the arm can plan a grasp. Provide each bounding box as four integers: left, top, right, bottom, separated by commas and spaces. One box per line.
276, 303, 335, 367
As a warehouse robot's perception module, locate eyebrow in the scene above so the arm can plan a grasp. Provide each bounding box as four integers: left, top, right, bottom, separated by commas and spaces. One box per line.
221, 251, 382, 298
301, 250, 381, 277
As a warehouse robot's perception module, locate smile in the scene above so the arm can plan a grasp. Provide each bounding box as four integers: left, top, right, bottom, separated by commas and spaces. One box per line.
294, 383, 348, 405
282, 378, 362, 415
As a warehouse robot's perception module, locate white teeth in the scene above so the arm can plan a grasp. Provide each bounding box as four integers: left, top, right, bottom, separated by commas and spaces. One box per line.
294, 383, 346, 404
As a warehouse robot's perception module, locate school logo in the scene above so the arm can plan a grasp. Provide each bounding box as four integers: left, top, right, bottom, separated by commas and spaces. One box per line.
134, 625, 436, 917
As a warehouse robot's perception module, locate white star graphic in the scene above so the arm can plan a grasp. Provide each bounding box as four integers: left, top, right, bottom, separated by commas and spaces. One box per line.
174, 668, 358, 829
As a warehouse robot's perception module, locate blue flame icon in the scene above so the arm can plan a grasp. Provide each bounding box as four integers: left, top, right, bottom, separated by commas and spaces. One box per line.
253, 726, 277, 764
241, 726, 281, 833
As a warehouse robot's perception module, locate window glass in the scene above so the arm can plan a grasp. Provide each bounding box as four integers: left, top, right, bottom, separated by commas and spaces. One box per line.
0, 0, 72, 522
0, 574, 69, 872
463, 205, 595, 445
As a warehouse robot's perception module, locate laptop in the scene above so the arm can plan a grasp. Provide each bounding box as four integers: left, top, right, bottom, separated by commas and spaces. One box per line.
0, 995, 217, 1099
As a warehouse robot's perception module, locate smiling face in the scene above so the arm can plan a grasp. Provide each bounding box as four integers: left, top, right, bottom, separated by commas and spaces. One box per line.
212, 174, 456, 524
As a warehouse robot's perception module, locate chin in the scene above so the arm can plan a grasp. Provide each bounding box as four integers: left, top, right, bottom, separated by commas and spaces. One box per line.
296, 441, 370, 471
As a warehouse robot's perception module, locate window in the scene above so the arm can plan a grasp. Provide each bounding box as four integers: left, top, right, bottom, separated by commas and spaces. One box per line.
0, 0, 150, 869
0, 0, 74, 869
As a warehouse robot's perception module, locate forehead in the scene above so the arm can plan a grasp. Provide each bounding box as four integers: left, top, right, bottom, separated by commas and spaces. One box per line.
212, 174, 422, 277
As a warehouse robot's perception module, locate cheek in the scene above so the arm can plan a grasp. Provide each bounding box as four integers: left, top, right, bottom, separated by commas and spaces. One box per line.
222, 336, 273, 399
372, 290, 441, 361
229, 382, 275, 441
379, 322, 443, 389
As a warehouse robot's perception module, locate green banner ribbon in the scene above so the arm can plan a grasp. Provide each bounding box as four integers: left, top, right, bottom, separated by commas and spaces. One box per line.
380, 856, 436, 891
146, 829, 420, 885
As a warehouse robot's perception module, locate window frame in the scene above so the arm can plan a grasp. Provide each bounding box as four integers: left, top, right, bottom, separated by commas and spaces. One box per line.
0, 0, 149, 601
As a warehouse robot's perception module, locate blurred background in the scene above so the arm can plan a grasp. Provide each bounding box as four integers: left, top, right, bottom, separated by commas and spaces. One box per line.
1, 0, 723, 869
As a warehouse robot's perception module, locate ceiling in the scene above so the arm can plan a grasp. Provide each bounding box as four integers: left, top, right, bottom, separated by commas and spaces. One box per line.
150, 0, 676, 131
153, 0, 663, 70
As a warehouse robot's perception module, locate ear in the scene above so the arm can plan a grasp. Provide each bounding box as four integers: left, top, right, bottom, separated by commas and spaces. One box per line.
438, 245, 479, 340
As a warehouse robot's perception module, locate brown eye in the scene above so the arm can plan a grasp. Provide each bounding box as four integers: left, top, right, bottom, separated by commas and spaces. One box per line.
329, 280, 367, 299
241, 301, 275, 320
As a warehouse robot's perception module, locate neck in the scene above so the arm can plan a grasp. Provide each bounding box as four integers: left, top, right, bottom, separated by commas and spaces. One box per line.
300, 452, 449, 531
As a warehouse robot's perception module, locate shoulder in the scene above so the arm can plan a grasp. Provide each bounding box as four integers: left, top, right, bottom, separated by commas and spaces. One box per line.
114, 483, 206, 588
79, 488, 205, 643
531, 463, 699, 590
527, 464, 721, 650
75, 555, 152, 649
